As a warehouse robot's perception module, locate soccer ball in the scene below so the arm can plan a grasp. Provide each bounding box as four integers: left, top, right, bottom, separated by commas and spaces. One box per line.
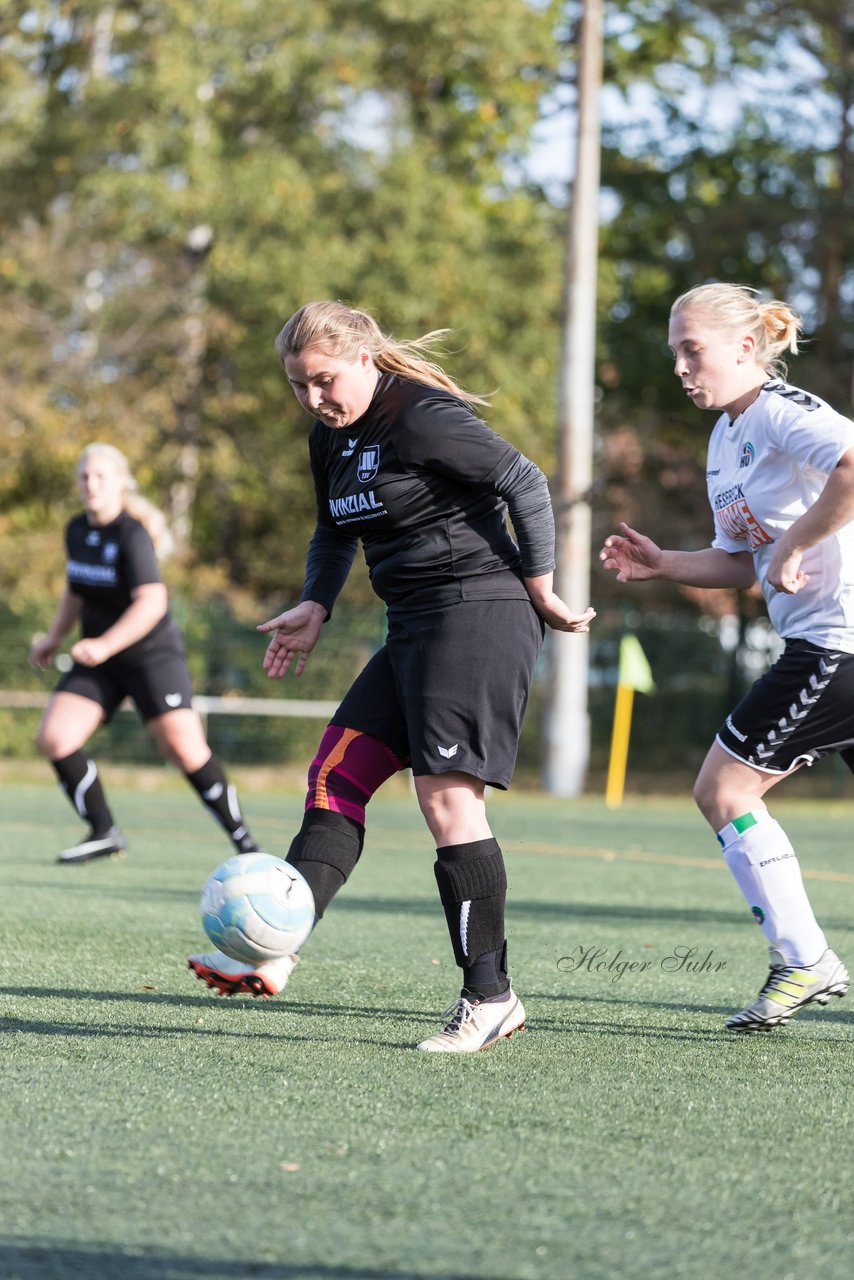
200, 852, 315, 965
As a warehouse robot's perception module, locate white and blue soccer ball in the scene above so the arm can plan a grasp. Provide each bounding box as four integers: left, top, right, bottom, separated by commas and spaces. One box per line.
200, 853, 315, 965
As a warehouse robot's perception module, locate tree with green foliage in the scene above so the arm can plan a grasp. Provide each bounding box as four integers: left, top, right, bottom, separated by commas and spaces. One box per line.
3, 0, 853, 702
564, 0, 854, 619
1, 0, 564, 626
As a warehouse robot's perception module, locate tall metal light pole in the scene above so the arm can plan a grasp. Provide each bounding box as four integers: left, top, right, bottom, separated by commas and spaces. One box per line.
544, 0, 603, 796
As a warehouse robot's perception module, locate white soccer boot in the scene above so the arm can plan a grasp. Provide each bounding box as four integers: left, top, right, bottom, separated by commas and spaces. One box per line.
417, 987, 526, 1053
57, 825, 127, 864
187, 949, 299, 998
726, 947, 849, 1033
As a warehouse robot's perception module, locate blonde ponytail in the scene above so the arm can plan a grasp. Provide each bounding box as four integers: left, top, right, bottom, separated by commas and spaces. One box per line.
123, 492, 175, 559
671, 283, 802, 379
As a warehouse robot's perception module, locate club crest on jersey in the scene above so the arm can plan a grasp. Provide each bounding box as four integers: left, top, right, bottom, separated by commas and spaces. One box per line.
356, 445, 380, 483
739, 442, 755, 468
103, 542, 119, 564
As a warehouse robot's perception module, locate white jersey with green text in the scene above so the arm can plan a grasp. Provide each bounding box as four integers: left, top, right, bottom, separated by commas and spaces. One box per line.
707, 380, 854, 653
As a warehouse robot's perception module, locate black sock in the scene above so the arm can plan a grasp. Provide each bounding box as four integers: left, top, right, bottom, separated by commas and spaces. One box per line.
286, 809, 364, 918
434, 838, 511, 999
462, 942, 510, 1002
185, 755, 257, 851
51, 750, 114, 837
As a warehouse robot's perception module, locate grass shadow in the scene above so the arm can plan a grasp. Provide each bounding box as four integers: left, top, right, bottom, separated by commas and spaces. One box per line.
0, 1241, 517, 1280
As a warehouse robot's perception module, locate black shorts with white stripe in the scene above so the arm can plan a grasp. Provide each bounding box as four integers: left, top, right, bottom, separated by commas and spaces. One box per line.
717, 638, 854, 775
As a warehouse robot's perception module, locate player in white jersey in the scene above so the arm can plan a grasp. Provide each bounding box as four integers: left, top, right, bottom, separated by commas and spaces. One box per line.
600, 283, 852, 1033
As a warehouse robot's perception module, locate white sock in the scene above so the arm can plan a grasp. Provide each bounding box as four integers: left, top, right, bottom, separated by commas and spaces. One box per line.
717, 809, 827, 965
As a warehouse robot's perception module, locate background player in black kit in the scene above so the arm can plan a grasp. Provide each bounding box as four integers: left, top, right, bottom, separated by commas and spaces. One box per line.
188, 301, 595, 1052
31, 443, 262, 864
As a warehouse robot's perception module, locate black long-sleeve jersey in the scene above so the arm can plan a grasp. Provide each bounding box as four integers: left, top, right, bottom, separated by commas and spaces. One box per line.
300, 373, 556, 616
65, 510, 178, 657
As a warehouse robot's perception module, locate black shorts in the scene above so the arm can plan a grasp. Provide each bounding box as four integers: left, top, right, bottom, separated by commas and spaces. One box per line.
56, 633, 195, 724
717, 639, 854, 774
331, 599, 545, 790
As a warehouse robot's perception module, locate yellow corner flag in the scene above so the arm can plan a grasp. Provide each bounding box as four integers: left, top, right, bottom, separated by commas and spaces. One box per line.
605, 634, 655, 808
616, 633, 655, 694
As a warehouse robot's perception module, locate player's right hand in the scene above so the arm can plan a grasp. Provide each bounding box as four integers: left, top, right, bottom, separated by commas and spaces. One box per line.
599, 523, 662, 583
257, 600, 327, 678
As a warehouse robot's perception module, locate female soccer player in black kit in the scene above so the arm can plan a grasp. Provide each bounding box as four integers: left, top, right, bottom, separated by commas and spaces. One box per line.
189, 301, 595, 1052
31, 443, 261, 864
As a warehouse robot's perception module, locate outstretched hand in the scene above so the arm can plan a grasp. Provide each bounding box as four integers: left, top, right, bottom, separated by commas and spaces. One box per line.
257, 600, 327, 678
599, 523, 662, 583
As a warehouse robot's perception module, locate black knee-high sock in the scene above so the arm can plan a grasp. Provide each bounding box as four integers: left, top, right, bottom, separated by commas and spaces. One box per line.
286, 809, 364, 918
185, 754, 257, 853
51, 750, 114, 836
434, 838, 510, 1000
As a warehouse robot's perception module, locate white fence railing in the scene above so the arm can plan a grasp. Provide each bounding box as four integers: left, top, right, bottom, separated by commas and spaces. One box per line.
0, 691, 339, 718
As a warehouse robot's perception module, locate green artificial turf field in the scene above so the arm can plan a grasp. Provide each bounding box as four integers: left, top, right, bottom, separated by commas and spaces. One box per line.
2, 779, 853, 1280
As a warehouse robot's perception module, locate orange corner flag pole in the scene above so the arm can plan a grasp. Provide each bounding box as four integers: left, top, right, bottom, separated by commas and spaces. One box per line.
605, 635, 655, 809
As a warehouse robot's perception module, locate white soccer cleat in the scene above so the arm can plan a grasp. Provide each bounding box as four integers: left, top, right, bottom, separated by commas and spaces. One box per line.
417, 988, 526, 1053
57, 825, 127, 864
187, 949, 298, 998
726, 947, 849, 1033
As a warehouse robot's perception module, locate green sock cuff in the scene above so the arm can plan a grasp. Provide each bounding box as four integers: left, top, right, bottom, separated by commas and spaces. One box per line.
717, 810, 763, 849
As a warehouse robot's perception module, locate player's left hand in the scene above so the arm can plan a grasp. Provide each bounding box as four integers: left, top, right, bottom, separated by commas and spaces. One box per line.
532, 593, 597, 633
767, 545, 809, 595
523, 573, 596, 632
70, 637, 110, 667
